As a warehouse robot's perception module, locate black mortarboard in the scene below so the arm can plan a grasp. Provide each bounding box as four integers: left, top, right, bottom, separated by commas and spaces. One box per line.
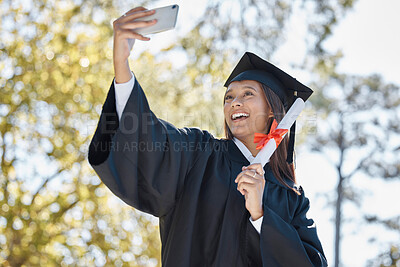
224, 52, 313, 111
224, 52, 314, 164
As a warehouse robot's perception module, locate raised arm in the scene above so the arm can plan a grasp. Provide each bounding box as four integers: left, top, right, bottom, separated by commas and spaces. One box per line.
88, 8, 215, 217
112, 6, 156, 83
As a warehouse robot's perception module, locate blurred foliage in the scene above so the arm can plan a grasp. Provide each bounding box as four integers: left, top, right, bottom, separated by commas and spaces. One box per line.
367, 245, 400, 267
379, 246, 400, 267
309, 48, 400, 266
310, 71, 400, 180
0, 0, 366, 266
0, 0, 161, 266
365, 217, 400, 267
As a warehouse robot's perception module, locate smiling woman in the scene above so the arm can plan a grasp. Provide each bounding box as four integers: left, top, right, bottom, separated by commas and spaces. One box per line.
224, 79, 297, 196
88, 6, 327, 267
224, 80, 271, 143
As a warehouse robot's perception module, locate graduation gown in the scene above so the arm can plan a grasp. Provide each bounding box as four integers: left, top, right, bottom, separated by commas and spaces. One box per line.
88, 78, 328, 267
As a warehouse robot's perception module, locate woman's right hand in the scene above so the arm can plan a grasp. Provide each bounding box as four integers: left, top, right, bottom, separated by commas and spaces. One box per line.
112, 7, 157, 82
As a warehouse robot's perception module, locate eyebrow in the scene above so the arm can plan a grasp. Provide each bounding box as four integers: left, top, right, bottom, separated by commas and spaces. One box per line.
244, 86, 257, 91
225, 86, 257, 95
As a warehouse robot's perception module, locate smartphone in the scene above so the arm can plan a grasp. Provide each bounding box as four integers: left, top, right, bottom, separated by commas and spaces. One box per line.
134, 4, 179, 35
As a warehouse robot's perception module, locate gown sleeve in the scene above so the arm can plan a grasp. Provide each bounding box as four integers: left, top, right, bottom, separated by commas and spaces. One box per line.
88, 77, 213, 217
260, 186, 328, 267
114, 72, 135, 120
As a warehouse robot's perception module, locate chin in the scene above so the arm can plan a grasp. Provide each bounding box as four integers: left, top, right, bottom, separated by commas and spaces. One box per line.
230, 129, 252, 140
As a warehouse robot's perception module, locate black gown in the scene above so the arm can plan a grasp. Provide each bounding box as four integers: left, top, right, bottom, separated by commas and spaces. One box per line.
88, 77, 328, 267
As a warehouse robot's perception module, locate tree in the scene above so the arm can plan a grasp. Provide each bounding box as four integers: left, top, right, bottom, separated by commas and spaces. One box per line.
379, 246, 400, 267
1, 0, 360, 265
366, 217, 400, 267
0, 0, 161, 265
367, 244, 400, 267
309, 55, 400, 267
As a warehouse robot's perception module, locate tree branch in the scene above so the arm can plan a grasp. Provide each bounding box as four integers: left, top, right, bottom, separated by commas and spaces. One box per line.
53, 200, 80, 222
342, 149, 375, 180
31, 170, 62, 205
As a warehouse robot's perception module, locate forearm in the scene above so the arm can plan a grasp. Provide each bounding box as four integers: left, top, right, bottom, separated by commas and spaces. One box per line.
114, 58, 133, 84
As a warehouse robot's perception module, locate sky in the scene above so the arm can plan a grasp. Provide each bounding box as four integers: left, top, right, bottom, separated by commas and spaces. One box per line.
133, 0, 400, 266
324, 0, 400, 86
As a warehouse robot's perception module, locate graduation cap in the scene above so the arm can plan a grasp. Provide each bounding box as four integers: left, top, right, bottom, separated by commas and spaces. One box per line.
224, 52, 314, 164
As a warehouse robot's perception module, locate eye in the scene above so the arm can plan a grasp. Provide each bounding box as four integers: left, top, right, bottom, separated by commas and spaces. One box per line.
244, 91, 254, 96
224, 95, 233, 101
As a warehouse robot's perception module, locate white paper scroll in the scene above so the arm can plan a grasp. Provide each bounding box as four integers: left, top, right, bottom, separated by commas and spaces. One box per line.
251, 98, 305, 167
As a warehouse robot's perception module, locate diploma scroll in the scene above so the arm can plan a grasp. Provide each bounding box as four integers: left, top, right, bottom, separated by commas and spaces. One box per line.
251, 98, 305, 167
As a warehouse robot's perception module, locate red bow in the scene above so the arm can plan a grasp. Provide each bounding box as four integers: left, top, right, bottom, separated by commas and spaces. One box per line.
254, 119, 288, 150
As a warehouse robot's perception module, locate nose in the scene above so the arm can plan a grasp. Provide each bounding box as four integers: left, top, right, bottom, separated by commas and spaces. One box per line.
231, 96, 243, 107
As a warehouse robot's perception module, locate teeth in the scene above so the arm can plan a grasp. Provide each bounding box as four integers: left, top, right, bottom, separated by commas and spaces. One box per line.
232, 113, 249, 120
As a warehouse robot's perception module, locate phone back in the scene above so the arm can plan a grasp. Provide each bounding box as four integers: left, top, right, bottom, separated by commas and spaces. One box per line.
135, 5, 179, 35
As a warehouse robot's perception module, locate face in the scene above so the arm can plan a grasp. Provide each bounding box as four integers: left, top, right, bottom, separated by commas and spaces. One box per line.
224, 80, 272, 140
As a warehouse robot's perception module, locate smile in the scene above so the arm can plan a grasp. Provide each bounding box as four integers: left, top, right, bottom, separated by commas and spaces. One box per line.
231, 112, 249, 121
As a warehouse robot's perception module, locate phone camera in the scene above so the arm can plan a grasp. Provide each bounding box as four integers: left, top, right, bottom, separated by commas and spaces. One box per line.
172, 5, 177, 9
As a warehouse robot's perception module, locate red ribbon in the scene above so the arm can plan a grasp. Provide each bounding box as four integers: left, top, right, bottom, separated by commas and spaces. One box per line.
254, 119, 288, 150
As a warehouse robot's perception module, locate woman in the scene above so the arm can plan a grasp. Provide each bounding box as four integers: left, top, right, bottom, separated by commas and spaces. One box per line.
88, 7, 328, 266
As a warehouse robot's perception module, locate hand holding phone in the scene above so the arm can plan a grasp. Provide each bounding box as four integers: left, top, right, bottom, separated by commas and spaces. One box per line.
134, 5, 179, 35
112, 5, 179, 83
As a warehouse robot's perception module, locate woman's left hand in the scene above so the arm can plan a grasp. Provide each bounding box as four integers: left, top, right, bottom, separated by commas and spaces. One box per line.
235, 163, 265, 220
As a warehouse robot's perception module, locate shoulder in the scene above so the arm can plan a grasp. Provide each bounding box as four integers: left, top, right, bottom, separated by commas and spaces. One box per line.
171, 126, 229, 153
179, 127, 214, 137
175, 127, 216, 143
180, 127, 229, 144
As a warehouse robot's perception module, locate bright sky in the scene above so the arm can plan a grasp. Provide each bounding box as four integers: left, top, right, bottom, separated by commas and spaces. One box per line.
325, 0, 400, 86
134, 0, 400, 266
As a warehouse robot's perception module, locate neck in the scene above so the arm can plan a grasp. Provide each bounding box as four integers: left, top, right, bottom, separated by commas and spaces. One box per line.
236, 136, 259, 157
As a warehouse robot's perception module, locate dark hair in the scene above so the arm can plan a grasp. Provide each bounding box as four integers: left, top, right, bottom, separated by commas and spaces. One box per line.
224, 82, 299, 194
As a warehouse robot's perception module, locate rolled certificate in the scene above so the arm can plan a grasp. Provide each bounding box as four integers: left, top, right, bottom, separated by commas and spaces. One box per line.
251, 98, 305, 167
